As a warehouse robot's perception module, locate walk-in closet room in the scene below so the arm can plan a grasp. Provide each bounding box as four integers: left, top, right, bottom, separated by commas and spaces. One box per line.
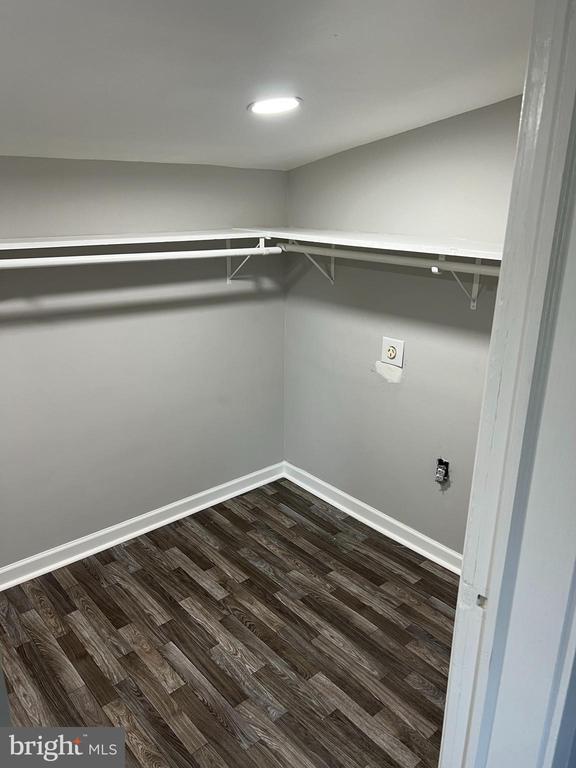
3, 2, 576, 767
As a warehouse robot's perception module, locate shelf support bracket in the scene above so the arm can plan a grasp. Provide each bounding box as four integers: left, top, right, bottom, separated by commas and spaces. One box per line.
302, 246, 335, 284
227, 237, 265, 282
450, 259, 482, 310
226, 239, 232, 284
470, 259, 481, 310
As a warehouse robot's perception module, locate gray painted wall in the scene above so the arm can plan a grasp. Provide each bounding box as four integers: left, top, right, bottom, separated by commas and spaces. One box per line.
284, 264, 497, 552
0, 157, 286, 568
288, 98, 520, 242
285, 99, 519, 552
0, 156, 286, 237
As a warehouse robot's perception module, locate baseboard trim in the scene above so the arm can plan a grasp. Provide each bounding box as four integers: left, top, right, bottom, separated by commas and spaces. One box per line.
0, 459, 461, 590
0, 462, 284, 591
283, 462, 463, 574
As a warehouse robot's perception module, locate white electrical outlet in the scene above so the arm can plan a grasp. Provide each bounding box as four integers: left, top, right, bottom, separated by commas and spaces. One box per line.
381, 336, 405, 368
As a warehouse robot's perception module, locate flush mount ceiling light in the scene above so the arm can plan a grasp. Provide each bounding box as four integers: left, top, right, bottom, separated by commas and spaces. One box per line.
247, 97, 302, 115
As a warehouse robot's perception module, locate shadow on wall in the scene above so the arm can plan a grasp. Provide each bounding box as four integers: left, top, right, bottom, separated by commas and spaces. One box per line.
285, 255, 498, 333
0, 249, 285, 327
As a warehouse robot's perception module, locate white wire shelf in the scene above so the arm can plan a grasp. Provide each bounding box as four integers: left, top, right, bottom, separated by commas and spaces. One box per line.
0, 226, 501, 308
0, 226, 503, 262
237, 227, 503, 262
0, 229, 256, 252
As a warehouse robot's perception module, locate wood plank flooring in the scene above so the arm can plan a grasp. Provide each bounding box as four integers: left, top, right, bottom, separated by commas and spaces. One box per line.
0, 479, 458, 768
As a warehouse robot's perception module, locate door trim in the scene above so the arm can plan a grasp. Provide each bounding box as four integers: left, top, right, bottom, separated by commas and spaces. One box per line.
440, 0, 576, 764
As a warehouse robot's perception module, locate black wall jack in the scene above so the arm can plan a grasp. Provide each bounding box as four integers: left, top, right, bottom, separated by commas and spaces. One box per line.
435, 458, 450, 484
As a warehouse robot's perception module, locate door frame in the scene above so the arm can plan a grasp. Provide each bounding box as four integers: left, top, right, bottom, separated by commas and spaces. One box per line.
440, 0, 576, 764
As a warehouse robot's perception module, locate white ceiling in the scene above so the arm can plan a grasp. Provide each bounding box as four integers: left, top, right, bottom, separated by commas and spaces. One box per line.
0, 0, 533, 170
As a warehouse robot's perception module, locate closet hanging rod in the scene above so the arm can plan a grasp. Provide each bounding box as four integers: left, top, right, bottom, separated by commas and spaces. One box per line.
279, 242, 500, 277
0, 245, 282, 270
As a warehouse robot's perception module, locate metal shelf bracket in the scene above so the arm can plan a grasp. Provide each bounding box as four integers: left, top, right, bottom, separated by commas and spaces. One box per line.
450, 259, 482, 310
301, 242, 335, 284
227, 237, 266, 282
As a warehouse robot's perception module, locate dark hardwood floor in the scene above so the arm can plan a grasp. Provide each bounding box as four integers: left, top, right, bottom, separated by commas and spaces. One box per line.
0, 479, 458, 768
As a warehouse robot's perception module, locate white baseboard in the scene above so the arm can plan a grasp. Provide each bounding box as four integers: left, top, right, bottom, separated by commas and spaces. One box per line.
283, 462, 463, 574
0, 458, 461, 590
0, 462, 284, 591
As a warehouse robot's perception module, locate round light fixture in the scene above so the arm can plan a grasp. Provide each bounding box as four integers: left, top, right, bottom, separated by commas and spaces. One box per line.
247, 97, 302, 115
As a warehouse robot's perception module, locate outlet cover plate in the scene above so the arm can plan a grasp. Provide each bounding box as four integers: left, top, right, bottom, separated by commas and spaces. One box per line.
381, 337, 405, 368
